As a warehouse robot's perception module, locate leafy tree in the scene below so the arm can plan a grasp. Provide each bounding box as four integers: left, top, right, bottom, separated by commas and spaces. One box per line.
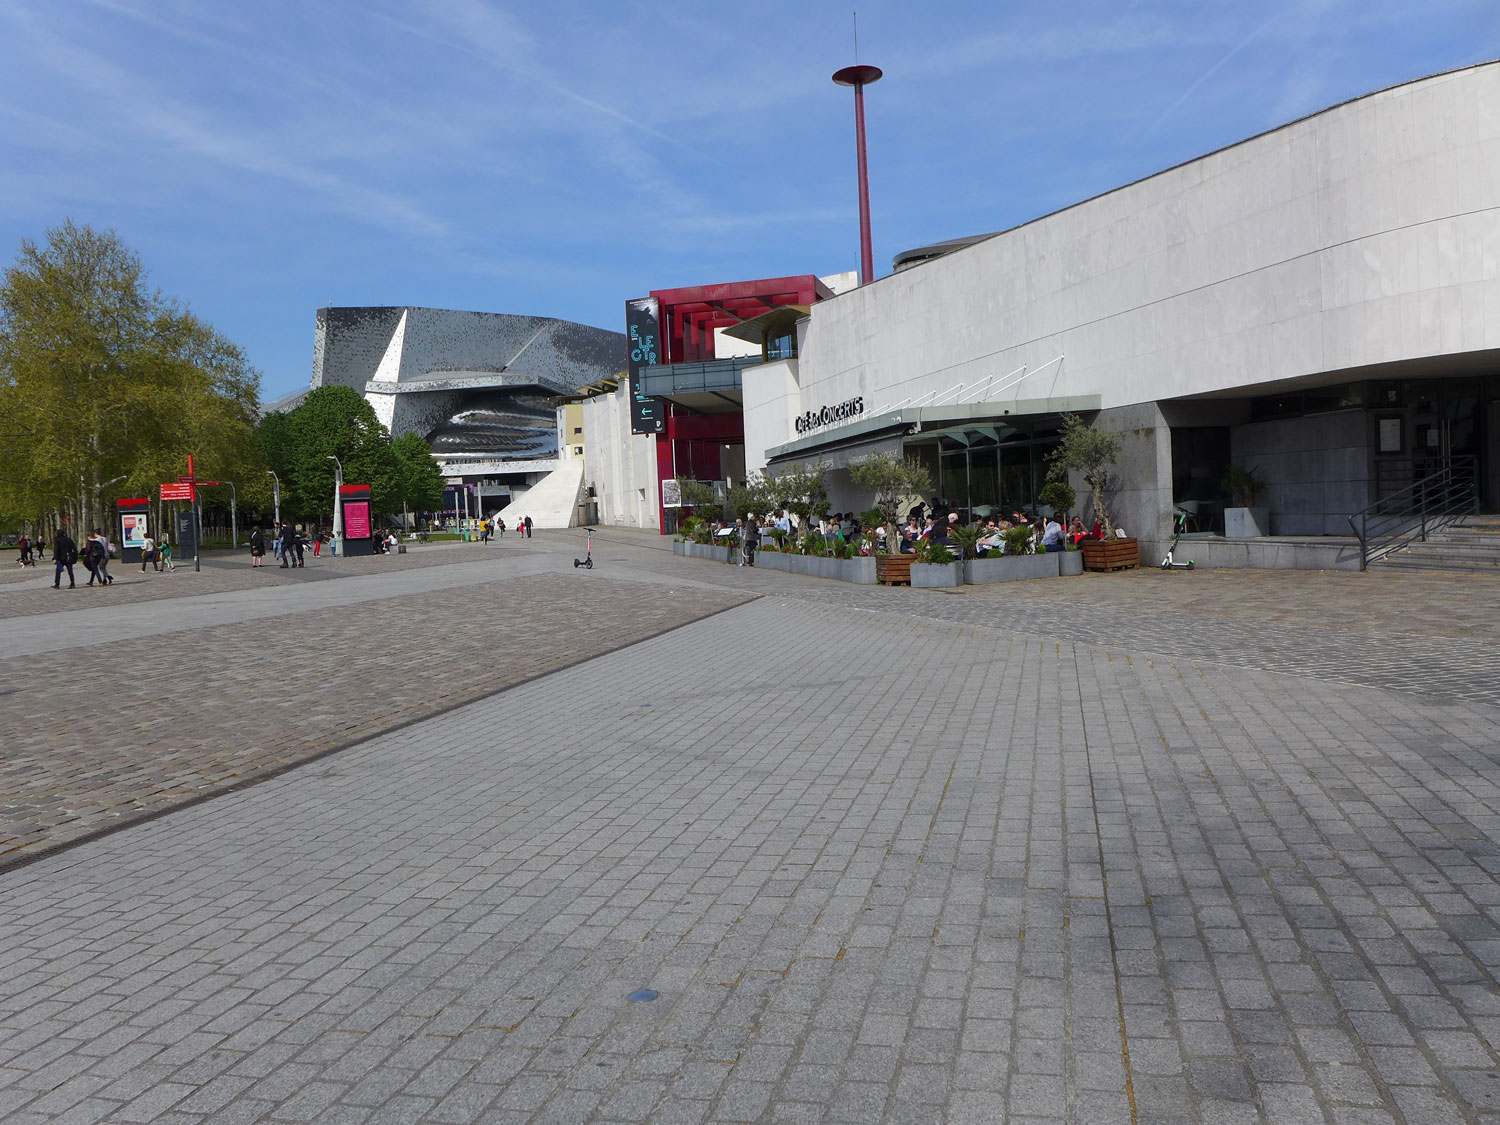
1037, 480, 1076, 518
390, 431, 446, 525
766, 460, 828, 541
0, 221, 262, 533
1047, 413, 1122, 535
259, 386, 397, 525
847, 451, 932, 554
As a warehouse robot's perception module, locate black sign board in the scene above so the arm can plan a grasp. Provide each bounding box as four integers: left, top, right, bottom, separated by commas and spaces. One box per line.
626, 297, 665, 435
175, 509, 196, 561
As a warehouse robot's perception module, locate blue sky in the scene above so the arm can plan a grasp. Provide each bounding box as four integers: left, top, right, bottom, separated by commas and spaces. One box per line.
3, 1, 1497, 401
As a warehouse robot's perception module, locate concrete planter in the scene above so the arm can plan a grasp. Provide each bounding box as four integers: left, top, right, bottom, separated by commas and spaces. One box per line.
706, 546, 875, 583
1059, 550, 1084, 576
1224, 507, 1269, 538
674, 540, 734, 563
911, 561, 964, 588
964, 552, 1061, 584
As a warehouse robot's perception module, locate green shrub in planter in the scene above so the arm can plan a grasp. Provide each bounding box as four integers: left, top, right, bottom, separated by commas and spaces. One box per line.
1003, 527, 1035, 556
916, 538, 955, 564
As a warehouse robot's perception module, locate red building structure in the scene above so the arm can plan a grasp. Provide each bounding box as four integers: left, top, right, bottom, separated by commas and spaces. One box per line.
641, 275, 834, 530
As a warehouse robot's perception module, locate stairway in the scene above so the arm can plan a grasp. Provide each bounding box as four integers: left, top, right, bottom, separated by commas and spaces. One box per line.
1373, 515, 1500, 573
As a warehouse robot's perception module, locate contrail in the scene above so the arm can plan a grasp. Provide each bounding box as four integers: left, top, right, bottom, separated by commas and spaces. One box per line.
1138, 14, 1277, 143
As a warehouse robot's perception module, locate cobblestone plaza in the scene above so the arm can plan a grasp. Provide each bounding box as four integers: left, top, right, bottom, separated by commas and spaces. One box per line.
2, 535, 1499, 1123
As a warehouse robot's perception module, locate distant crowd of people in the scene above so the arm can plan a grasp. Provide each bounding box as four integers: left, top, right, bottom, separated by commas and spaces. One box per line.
707, 497, 1110, 566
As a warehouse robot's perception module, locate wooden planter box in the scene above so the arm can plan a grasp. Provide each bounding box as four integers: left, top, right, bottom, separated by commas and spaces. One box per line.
876, 554, 912, 586
1079, 537, 1140, 572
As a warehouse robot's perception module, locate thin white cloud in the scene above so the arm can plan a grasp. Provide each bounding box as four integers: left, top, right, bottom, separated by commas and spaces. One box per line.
0, 4, 447, 237
1136, 13, 1279, 142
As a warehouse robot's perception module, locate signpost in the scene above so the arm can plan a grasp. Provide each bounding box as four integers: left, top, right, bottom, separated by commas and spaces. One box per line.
339, 484, 373, 556
626, 297, 665, 435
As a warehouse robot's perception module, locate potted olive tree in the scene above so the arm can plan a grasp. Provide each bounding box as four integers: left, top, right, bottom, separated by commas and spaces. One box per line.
1222, 465, 1267, 538
1048, 413, 1137, 571
848, 450, 933, 586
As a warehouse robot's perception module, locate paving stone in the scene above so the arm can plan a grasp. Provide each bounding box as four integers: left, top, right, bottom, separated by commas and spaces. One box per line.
2, 531, 1500, 1122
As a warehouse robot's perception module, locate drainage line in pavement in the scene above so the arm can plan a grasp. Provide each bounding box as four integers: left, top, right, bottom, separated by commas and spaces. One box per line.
0, 594, 762, 878
1072, 644, 1140, 1125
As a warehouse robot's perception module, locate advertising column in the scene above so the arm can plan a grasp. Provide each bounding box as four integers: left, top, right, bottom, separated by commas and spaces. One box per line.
340, 484, 374, 556
116, 498, 149, 564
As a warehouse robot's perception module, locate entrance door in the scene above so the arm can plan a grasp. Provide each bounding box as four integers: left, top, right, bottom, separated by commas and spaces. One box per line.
1487, 401, 1500, 512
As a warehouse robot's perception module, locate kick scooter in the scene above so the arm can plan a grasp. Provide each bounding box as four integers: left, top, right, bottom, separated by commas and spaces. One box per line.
1160, 532, 1195, 570
573, 529, 594, 569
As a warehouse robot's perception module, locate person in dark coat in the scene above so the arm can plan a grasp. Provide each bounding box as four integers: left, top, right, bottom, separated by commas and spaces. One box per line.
523, 515, 533, 538
52, 528, 77, 588
249, 526, 265, 568
278, 523, 295, 568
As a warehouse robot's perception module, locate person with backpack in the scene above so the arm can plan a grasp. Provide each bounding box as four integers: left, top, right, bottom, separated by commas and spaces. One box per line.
52, 528, 78, 588
83, 531, 106, 586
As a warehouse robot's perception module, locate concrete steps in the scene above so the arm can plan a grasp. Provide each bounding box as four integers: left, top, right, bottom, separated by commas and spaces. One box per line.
1373, 516, 1500, 573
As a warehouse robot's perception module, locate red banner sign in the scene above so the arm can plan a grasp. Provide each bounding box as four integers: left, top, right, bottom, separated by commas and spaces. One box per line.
160, 482, 195, 501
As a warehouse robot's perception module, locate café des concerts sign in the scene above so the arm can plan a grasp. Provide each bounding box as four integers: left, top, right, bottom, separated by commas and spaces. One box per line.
795, 396, 864, 434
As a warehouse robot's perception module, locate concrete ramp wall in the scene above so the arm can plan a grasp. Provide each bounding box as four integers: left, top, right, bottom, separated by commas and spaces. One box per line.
495, 460, 584, 530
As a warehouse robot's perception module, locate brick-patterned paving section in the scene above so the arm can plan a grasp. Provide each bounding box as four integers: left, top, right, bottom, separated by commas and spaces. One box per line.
0, 573, 750, 863
0, 541, 525, 619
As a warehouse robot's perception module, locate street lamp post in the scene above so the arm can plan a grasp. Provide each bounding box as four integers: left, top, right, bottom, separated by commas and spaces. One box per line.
327, 455, 344, 554
223, 481, 237, 552
266, 470, 280, 528
832, 62, 884, 286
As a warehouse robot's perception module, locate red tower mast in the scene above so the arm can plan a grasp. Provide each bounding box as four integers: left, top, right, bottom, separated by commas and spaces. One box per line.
833, 63, 883, 286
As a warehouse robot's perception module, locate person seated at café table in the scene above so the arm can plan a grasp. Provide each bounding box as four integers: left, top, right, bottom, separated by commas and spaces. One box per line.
1042, 515, 1066, 552
1068, 516, 1089, 545
977, 520, 1003, 556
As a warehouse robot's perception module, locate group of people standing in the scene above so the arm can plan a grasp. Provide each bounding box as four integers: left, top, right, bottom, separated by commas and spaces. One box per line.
249, 524, 322, 568
479, 515, 530, 543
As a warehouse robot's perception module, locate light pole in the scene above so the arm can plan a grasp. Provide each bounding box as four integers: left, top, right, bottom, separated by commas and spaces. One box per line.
223, 481, 237, 551
328, 455, 344, 553
833, 62, 883, 285
266, 470, 280, 528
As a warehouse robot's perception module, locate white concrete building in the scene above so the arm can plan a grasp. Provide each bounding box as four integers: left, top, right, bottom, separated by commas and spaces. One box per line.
742, 62, 1500, 567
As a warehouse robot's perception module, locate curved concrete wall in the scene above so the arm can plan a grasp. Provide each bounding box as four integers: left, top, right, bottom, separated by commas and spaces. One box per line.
795, 62, 1500, 414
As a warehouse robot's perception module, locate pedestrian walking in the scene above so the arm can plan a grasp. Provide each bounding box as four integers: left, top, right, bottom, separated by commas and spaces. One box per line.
33, 532, 47, 562
496, 517, 505, 539
140, 532, 157, 572
278, 523, 295, 568
160, 538, 174, 571
83, 531, 105, 586
742, 516, 759, 567
249, 526, 265, 568
52, 528, 77, 588
312, 531, 322, 557
98, 532, 115, 585
524, 515, 533, 538
293, 530, 306, 567
16, 533, 31, 567
480, 519, 490, 545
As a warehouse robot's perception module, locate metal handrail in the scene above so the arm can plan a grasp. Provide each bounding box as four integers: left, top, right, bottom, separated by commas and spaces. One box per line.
1347, 455, 1479, 570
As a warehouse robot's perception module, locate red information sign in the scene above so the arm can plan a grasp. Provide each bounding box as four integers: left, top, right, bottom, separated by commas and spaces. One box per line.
343, 500, 371, 540
160, 482, 195, 501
